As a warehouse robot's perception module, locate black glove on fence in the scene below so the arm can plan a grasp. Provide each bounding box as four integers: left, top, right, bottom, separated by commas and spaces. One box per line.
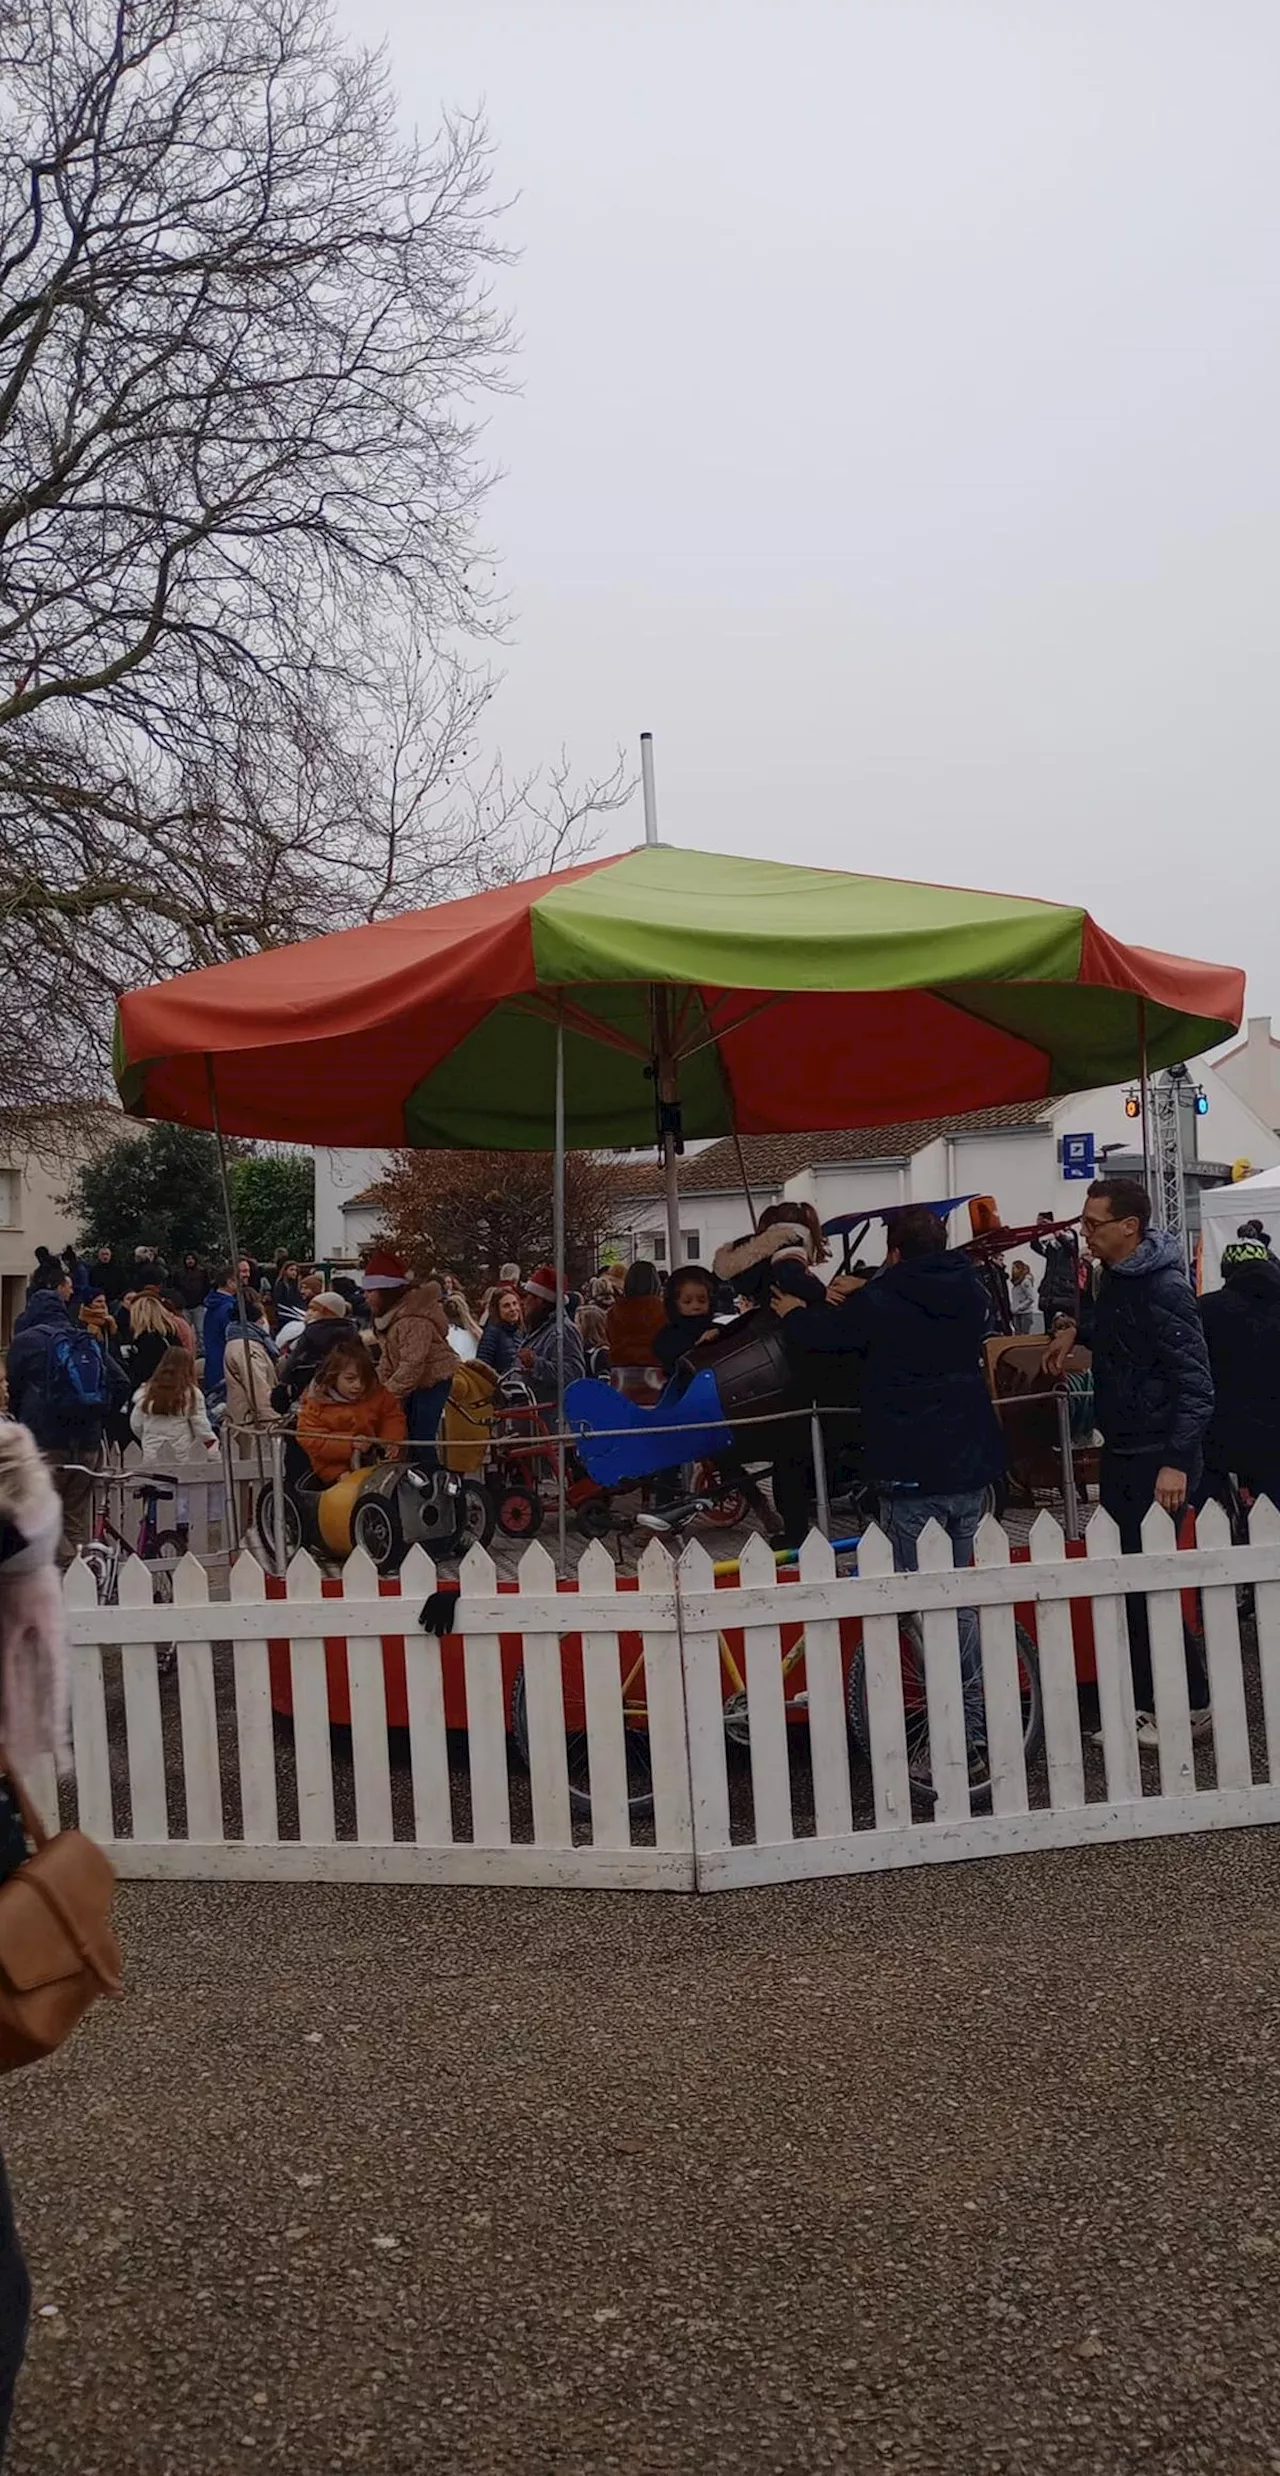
418, 1591, 460, 1637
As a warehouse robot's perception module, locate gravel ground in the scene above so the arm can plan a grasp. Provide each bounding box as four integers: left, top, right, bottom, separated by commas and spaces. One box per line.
6, 1838, 1280, 2476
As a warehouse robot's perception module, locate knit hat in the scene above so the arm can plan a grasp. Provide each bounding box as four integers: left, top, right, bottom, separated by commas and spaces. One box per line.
522, 1264, 563, 1302
1221, 1240, 1270, 1275
308, 1290, 350, 1317
362, 1250, 410, 1292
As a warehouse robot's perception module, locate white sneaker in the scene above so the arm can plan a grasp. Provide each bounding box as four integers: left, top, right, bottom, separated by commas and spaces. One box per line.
1092, 1709, 1209, 1752
1088, 1717, 1158, 1748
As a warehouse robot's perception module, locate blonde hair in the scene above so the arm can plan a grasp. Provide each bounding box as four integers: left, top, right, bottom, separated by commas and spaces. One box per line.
129, 1294, 179, 1339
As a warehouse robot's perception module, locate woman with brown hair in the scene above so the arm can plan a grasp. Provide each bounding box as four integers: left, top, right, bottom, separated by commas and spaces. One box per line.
297, 1334, 408, 1484
130, 1347, 217, 1462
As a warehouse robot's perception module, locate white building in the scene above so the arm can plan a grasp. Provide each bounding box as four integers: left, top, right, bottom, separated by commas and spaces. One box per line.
609, 1058, 1280, 1272
313, 1147, 391, 1265
0, 1106, 122, 1340
1215, 1015, 1280, 1142
315, 1054, 1280, 1279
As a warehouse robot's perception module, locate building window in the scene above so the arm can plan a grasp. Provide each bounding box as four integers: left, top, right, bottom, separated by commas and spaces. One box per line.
0, 1169, 18, 1231
631, 1226, 701, 1267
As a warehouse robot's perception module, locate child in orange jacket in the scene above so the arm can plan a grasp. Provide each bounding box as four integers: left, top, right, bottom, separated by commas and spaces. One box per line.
297, 1336, 408, 1483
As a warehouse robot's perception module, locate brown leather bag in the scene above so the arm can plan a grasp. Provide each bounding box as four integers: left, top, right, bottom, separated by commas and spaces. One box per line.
0, 1759, 121, 2072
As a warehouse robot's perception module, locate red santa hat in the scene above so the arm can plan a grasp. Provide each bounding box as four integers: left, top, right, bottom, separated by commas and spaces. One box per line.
362, 1249, 410, 1293
521, 1264, 564, 1303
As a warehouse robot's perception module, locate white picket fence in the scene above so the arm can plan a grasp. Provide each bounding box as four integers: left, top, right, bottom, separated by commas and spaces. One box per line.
61, 1538, 693, 1891
55, 1500, 1280, 1895
681, 1501, 1280, 1889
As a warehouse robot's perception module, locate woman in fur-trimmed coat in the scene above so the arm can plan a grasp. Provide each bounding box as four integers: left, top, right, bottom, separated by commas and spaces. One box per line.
0, 1418, 74, 2453
0, 1421, 69, 1774
712, 1202, 830, 1312
711, 1204, 852, 1548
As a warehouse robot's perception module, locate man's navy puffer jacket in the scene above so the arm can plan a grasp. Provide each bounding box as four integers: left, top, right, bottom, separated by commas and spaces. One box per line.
1079, 1229, 1213, 1464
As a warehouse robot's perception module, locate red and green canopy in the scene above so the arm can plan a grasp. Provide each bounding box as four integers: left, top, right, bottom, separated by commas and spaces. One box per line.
113, 844, 1244, 1147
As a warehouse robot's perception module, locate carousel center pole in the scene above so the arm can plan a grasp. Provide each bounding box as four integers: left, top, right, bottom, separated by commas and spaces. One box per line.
641, 733, 684, 1273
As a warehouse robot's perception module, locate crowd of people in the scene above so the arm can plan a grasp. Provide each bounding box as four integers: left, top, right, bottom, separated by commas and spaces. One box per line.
6, 1191, 1280, 1764
0, 1242, 611, 1564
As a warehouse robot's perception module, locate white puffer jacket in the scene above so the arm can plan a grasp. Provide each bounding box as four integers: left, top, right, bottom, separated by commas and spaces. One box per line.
130, 1391, 217, 1463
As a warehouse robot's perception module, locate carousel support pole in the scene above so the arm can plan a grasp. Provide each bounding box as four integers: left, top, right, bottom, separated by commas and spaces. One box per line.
219, 1415, 242, 1556
662, 1112, 682, 1272
204, 1056, 277, 1570
554, 1008, 568, 1578
269, 1428, 288, 1582
651, 983, 683, 1273
642, 739, 684, 1274
1056, 1388, 1083, 1541
809, 1408, 832, 1540
731, 1128, 758, 1233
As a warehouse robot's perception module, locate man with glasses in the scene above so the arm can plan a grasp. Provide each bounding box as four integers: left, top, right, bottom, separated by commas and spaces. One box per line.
1045, 1177, 1213, 1747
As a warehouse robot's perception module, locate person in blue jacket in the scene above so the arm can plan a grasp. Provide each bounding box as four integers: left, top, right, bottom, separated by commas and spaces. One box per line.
6, 1262, 122, 1562
476, 1284, 525, 1379
1045, 1176, 1213, 1745
200, 1267, 239, 1392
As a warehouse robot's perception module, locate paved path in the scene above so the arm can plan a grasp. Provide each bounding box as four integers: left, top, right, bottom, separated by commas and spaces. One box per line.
7, 1835, 1280, 2476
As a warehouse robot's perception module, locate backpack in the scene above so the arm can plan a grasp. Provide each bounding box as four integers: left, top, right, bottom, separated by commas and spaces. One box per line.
45, 1327, 108, 1419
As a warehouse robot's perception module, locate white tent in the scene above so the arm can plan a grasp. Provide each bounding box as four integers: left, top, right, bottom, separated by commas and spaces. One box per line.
1199, 1165, 1280, 1289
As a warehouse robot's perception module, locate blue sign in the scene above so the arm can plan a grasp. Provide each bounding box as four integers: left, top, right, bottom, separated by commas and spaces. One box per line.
1061, 1132, 1096, 1181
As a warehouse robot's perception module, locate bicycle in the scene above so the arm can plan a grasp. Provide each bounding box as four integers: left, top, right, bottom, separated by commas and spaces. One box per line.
83, 1474, 187, 1609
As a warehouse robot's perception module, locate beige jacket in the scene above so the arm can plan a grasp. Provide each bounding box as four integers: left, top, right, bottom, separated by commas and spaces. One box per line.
224, 1336, 277, 1431
373, 1284, 460, 1398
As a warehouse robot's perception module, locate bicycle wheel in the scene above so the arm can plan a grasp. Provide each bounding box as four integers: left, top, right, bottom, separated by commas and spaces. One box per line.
151, 1532, 184, 1605
846, 1617, 1042, 1814
82, 1540, 120, 1605
459, 1479, 496, 1551
496, 1485, 542, 1540
255, 1480, 303, 1565
510, 1668, 654, 1823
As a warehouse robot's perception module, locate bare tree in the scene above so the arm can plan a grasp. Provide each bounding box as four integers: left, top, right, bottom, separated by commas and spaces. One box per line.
0, 0, 631, 1102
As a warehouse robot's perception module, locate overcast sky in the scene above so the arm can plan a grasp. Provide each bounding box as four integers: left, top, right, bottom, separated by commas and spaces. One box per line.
343, 0, 1280, 1020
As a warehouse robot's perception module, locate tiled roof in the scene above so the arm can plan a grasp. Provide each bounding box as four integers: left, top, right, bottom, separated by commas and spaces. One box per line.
614, 1102, 1053, 1200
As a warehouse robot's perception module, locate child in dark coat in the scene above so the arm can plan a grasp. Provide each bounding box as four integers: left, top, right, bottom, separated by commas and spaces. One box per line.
652, 1266, 722, 1380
